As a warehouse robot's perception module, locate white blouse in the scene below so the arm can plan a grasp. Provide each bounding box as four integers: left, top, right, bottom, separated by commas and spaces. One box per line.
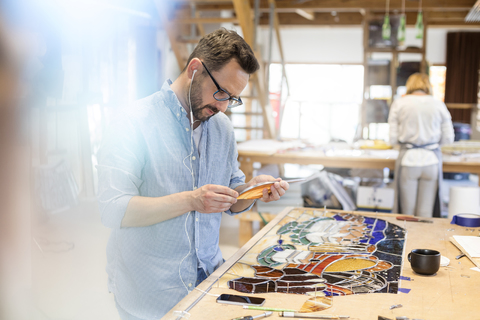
388, 94, 454, 167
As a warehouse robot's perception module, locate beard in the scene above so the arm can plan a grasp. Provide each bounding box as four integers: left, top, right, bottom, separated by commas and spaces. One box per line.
188, 77, 220, 122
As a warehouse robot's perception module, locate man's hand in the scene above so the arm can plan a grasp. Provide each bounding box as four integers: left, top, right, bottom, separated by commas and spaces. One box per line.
191, 184, 239, 213
247, 175, 289, 203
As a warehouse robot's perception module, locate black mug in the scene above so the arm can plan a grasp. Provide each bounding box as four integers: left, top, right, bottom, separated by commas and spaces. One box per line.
408, 249, 441, 275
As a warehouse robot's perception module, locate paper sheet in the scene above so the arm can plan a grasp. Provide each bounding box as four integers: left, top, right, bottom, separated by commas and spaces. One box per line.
453, 235, 480, 258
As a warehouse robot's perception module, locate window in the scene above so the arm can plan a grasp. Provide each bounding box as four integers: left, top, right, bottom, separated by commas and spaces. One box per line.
269, 64, 364, 144
429, 66, 446, 102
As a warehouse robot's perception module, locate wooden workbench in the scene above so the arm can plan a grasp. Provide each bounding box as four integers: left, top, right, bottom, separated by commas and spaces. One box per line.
238, 149, 480, 185
163, 207, 480, 320
235, 148, 480, 246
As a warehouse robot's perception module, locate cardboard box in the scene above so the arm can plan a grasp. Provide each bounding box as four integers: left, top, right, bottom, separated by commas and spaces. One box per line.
356, 186, 394, 212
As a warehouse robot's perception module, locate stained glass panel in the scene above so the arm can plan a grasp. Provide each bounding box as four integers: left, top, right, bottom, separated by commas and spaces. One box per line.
219, 208, 406, 297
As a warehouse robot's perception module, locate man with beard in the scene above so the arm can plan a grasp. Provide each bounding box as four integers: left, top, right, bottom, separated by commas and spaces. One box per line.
97, 28, 289, 320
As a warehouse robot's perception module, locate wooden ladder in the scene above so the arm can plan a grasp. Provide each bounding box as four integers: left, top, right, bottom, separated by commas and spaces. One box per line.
154, 0, 278, 141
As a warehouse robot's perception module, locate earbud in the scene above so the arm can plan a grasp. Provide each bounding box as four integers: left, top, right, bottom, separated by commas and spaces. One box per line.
192, 69, 197, 79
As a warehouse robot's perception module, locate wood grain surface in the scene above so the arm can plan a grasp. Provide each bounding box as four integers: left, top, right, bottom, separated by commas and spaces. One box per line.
163, 208, 480, 320
450, 236, 480, 269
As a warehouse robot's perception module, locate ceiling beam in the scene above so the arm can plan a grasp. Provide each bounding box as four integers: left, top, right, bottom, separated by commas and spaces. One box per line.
172, 17, 238, 24
172, 7, 478, 27
260, 12, 363, 26
260, 0, 477, 11
255, 11, 479, 26
186, 0, 477, 12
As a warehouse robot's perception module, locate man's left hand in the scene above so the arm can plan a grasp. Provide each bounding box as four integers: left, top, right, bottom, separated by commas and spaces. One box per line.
247, 175, 289, 203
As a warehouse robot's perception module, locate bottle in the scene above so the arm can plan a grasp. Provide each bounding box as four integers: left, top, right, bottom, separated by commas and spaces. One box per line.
415, 11, 424, 39
382, 15, 391, 40
397, 14, 406, 46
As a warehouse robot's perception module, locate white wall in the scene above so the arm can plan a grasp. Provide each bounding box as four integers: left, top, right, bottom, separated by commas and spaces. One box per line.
260, 27, 363, 64
260, 26, 474, 65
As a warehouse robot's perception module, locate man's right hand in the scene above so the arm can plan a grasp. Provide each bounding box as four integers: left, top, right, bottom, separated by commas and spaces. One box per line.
191, 184, 239, 213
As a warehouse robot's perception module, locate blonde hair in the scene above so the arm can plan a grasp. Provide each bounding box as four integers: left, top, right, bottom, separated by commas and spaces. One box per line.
405, 73, 432, 95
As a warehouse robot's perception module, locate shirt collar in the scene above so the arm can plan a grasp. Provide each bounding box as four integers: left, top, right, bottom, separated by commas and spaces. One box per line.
163, 79, 187, 122
162, 79, 212, 126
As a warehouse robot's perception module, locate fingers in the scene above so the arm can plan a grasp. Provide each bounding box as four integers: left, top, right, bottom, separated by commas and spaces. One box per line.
197, 198, 235, 213
194, 184, 238, 213
213, 193, 238, 204
269, 182, 282, 200
260, 181, 289, 203
207, 184, 239, 198
211, 199, 236, 211
204, 188, 237, 205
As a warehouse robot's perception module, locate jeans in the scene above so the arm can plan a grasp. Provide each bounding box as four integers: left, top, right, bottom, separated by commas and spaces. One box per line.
399, 164, 438, 217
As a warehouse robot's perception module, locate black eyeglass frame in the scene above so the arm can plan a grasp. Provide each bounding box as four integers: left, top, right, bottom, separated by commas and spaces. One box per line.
200, 61, 243, 108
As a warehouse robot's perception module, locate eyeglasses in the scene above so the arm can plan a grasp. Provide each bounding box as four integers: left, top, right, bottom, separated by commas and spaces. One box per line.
201, 61, 243, 108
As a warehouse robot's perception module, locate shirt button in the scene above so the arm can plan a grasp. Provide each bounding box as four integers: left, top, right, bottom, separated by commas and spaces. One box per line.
188, 283, 192, 287
196, 218, 199, 222
186, 128, 190, 132
177, 113, 180, 117
192, 156, 196, 160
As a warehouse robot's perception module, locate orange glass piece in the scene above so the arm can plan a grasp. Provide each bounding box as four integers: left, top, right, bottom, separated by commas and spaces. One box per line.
299, 295, 333, 312
237, 183, 273, 200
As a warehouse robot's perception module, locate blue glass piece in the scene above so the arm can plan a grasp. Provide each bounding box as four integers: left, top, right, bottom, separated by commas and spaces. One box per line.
374, 219, 386, 231
369, 231, 385, 244
363, 217, 375, 225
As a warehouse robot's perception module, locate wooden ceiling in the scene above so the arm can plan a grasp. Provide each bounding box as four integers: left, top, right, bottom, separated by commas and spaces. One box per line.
171, 0, 480, 26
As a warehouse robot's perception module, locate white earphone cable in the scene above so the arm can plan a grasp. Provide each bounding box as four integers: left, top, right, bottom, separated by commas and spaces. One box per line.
179, 69, 198, 293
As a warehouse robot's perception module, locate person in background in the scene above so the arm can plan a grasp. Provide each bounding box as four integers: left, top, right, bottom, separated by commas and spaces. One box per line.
97, 28, 289, 320
389, 73, 454, 217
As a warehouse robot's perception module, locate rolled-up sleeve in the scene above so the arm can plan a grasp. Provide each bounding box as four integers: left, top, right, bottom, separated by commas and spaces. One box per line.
97, 115, 145, 229
225, 147, 255, 215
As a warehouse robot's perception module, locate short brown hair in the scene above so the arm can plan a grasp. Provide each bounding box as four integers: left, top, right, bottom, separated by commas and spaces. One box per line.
406, 73, 432, 95
183, 28, 259, 74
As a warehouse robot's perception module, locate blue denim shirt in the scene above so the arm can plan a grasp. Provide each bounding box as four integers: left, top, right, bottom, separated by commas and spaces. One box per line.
97, 80, 252, 319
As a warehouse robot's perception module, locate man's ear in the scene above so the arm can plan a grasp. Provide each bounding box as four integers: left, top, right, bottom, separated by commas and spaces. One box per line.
187, 58, 202, 80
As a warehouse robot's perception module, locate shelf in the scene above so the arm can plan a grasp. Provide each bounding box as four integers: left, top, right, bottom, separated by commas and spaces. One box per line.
446, 103, 477, 110
365, 47, 424, 54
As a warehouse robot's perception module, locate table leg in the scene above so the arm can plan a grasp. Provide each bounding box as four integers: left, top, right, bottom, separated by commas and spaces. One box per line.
239, 220, 253, 247
239, 157, 254, 182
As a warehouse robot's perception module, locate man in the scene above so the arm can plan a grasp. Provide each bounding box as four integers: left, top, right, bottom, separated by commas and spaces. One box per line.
97, 28, 289, 320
